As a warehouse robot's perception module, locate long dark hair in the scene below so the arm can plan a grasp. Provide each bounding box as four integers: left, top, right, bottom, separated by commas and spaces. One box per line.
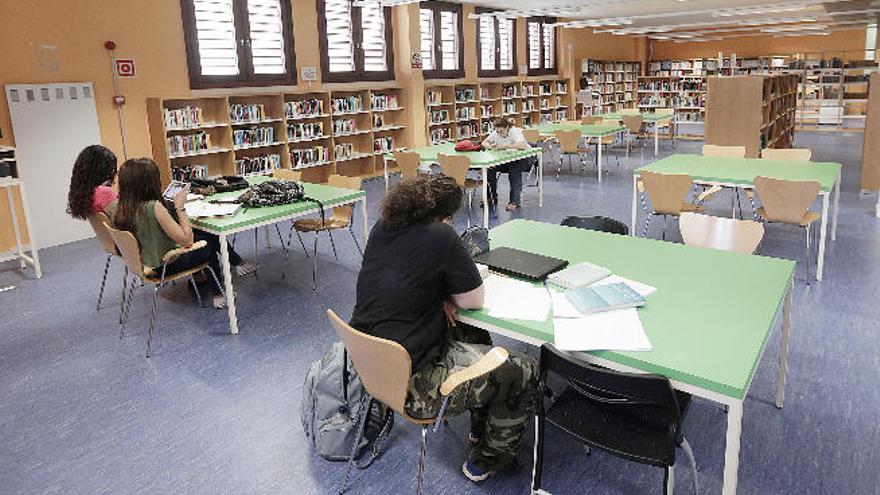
381, 175, 462, 229
114, 158, 164, 233
67, 145, 118, 219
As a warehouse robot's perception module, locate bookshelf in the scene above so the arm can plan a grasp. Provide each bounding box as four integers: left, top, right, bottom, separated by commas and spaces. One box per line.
423, 79, 571, 144
860, 73, 880, 192
146, 87, 408, 185
579, 60, 640, 116
705, 74, 798, 158
0, 146, 17, 179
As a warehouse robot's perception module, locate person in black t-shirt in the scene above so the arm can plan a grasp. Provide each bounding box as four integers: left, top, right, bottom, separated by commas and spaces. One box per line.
350, 175, 538, 483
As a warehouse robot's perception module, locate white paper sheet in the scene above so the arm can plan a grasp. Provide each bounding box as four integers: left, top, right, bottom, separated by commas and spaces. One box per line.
551, 290, 581, 319
184, 201, 240, 218
482, 274, 551, 321
553, 309, 652, 352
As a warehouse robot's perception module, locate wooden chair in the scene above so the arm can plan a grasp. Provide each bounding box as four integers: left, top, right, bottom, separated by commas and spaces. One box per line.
702, 144, 746, 158
619, 108, 640, 116
394, 150, 422, 180
273, 169, 303, 181
327, 309, 509, 495
104, 224, 218, 357
87, 212, 123, 314
581, 115, 603, 125
553, 129, 589, 179
638, 170, 707, 239
437, 154, 481, 226
288, 174, 363, 290
754, 176, 822, 283
621, 115, 646, 159
760, 148, 812, 161
679, 212, 764, 254
655, 108, 676, 146
522, 129, 547, 185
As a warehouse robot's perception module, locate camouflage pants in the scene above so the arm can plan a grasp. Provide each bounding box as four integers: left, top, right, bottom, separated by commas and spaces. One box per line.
404, 325, 538, 472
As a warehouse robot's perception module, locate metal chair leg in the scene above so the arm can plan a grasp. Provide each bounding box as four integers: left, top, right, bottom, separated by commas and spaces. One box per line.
349, 225, 363, 256
205, 266, 225, 298
337, 393, 371, 495
642, 214, 653, 238
146, 284, 160, 358
805, 224, 812, 285
680, 436, 699, 495
327, 229, 339, 261
665, 465, 675, 495
190, 275, 203, 307
296, 230, 310, 258
120, 274, 136, 338
416, 425, 429, 495
97, 254, 112, 311
312, 232, 319, 291
118, 267, 129, 325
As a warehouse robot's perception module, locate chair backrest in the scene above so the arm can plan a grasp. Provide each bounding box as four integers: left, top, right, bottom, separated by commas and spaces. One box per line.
702, 144, 746, 158
539, 343, 684, 443
273, 169, 303, 181
560, 215, 628, 235
437, 154, 472, 187
619, 108, 640, 116
522, 128, 541, 144
327, 309, 412, 417
581, 115, 603, 125
554, 129, 583, 153
754, 176, 821, 224
88, 212, 119, 257
639, 170, 694, 215
621, 115, 644, 134
104, 223, 146, 278
760, 148, 812, 161
655, 108, 675, 117
328, 174, 362, 191
679, 212, 764, 254
394, 151, 422, 180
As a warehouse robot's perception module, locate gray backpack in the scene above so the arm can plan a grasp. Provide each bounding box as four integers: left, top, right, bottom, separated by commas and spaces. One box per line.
301, 342, 393, 463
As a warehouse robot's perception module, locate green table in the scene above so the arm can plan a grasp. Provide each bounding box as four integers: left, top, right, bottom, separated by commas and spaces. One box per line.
383, 143, 543, 227
634, 154, 842, 281
192, 175, 367, 334
458, 219, 795, 495
602, 112, 671, 156
528, 123, 626, 182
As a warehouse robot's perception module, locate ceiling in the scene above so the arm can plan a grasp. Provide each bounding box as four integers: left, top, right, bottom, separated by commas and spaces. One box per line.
460, 0, 880, 42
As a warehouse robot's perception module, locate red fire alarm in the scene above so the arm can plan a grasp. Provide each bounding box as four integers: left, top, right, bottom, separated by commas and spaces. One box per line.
115, 59, 136, 78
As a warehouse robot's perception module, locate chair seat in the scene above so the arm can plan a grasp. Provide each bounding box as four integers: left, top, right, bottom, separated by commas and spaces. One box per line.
545, 386, 692, 467
294, 217, 351, 232
678, 203, 704, 214
756, 207, 821, 226
143, 262, 210, 284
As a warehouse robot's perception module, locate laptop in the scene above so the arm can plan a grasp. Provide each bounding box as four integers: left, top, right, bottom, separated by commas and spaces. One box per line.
473, 247, 569, 281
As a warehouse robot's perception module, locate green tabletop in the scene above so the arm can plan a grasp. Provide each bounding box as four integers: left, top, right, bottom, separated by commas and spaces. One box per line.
190, 176, 365, 234
528, 122, 626, 137
459, 219, 795, 399
637, 154, 841, 193
603, 112, 667, 122
386, 142, 541, 168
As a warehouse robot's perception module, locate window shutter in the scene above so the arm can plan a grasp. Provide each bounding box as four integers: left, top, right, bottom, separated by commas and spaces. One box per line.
498, 18, 514, 71
360, 3, 388, 72
479, 17, 496, 71
543, 24, 555, 69
246, 0, 287, 74
528, 21, 541, 69
192, 0, 240, 76
420, 8, 435, 71
324, 0, 356, 73
439, 11, 458, 71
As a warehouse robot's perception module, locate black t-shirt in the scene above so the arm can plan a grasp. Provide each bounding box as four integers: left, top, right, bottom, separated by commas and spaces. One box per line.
350, 221, 483, 372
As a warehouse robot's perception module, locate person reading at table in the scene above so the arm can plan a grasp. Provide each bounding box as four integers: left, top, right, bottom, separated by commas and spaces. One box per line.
481, 117, 535, 211
109, 158, 254, 309
349, 175, 538, 483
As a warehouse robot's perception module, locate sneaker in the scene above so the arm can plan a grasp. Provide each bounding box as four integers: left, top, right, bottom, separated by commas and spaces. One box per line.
462, 461, 494, 482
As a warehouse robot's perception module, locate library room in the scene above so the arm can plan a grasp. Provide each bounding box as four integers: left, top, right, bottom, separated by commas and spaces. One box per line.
2, 0, 879, 493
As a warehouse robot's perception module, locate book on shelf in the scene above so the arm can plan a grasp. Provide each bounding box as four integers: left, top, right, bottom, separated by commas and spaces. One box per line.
373, 136, 396, 153
430, 127, 451, 144
230, 104, 265, 123
427, 90, 443, 104
430, 109, 450, 124
371, 93, 399, 111
168, 131, 211, 156
455, 88, 477, 102
235, 154, 281, 175
164, 106, 203, 129
456, 122, 478, 139
333, 119, 356, 134
288, 122, 324, 141
285, 99, 324, 119
334, 142, 355, 160
291, 146, 330, 167
233, 126, 275, 147
171, 164, 209, 182
372, 114, 385, 128
331, 95, 364, 114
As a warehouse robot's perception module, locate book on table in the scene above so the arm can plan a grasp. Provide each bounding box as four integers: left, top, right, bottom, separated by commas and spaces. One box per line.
547, 261, 612, 289
565, 282, 646, 315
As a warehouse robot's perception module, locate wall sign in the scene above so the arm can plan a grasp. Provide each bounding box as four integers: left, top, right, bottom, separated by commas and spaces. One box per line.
301, 66, 318, 81
115, 59, 136, 78
411, 51, 422, 69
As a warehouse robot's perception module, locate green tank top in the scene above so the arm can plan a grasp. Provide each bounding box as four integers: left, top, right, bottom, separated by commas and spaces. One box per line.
134, 201, 178, 268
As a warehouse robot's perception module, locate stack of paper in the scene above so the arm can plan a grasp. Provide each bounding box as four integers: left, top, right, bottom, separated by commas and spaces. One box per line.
482, 274, 551, 321
184, 201, 241, 218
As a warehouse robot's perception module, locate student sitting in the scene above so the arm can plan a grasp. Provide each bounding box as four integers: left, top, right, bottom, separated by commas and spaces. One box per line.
109, 158, 253, 308
349, 175, 538, 482
480, 117, 536, 211
66, 145, 120, 219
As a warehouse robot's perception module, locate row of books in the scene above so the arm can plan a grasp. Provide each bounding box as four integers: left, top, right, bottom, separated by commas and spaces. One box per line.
235, 154, 281, 175
288, 122, 324, 141
455, 107, 476, 120
168, 131, 211, 156
502, 85, 519, 98
291, 146, 330, 168
285, 99, 324, 119
230, 104, 265, 123
455, 88, 477, 102
171, 164, 208, 182
372, 114, 387, 128
427, 91, 443, 104
524, 100, 537, 112
480, 121, 494, 134
637, 96, 703, 108
373, 136, 396, 153
503, 102, 517, 114
331, 96, 363, 114
481, 104, 494, 117
164, 106, 203, 129
371, 94, 399, 110
233, 126, 275, 147
457, 123, 478, 139
430, 110, 450, 124
334, 142, 355, 160
333, 119, 357, 134
430, 127, 451, 144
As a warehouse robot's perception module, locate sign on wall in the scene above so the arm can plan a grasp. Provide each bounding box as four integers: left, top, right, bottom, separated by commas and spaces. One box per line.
115, 59, 136, 78
301, 66, 318, 81
411, 51, 422, 69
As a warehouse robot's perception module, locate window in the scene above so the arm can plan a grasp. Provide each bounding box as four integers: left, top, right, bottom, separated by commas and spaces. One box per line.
318, 0, 394, 83
419, 2, 463, 79
476, 10, 516, 78
180, 0, 296, 88
527, 17, 556, 76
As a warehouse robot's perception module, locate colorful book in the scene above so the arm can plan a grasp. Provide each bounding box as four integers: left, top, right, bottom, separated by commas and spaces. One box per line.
565, 282, 646, 315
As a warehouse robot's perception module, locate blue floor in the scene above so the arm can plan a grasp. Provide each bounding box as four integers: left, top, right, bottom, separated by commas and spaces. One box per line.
1, 132, 879, 494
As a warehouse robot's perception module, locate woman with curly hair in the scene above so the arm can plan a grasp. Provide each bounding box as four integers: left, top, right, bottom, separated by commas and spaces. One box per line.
67, 145, 119, 219
349, 175, 537, 483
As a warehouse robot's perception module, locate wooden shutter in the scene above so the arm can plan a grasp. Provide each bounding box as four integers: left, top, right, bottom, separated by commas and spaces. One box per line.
246, 0, 287, 75
360, 3, 387, 72
478, 17, 496, 71
498, 18, 514, 71
439, 10, 458, 71
528, 21, 541, 70
542, 24, 555, 70
192, 0, 241, 76
324, 0, 356, 73
420, 8, 435, 71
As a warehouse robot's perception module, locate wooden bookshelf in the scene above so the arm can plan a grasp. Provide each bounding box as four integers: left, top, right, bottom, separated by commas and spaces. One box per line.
579, 60, 640, 116
861, 73, 880, 191
705, 74, 798, 158
147, 87, 409, 185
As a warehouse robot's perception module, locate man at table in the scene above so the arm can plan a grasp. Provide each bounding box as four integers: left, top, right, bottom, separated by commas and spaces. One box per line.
481, 118, 534, 211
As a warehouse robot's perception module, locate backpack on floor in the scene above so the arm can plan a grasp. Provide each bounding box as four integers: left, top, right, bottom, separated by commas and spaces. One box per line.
301, 342, 393, 464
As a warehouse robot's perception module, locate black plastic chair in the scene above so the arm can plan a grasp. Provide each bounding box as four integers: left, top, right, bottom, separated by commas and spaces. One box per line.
560, 215, 629, 235
532, 344, 699, 495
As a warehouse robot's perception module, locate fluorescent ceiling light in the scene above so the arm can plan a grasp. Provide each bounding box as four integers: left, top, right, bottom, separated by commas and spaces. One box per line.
714, 3, 806, 17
